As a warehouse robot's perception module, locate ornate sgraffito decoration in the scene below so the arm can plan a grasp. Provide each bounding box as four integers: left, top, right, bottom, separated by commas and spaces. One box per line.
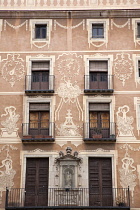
111, 19, 130, 30
4, 20, 28, 30
57, 53, 82, 81
0, 145, 17, 204
54, 19, 85, 30
114, 53, 133, 86
116, 105, 134, 137
1, 106, 20, 137
56, 80, 82, 121
55, 53, 83, 122
56, 109, 82, 136
1, 54, 25, 87
120, 144, 137, 203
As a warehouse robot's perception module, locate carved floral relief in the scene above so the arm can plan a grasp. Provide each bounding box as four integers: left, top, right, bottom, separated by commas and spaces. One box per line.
1, 54, 25, 87
1, 106, 20, 137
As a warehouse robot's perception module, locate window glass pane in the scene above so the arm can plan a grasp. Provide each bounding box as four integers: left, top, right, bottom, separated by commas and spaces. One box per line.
41, 112, 49, 128
32, 71, 40, 82
101, 112, 109, 128
137, 23, 140, 37
30, 112, 38, 128
35, 24, 47, 39
90, 73, 97, 81
92, 24, 104, 38
90, 112, 97, 128
100, 73, 107, 81
42, 72, 49, 82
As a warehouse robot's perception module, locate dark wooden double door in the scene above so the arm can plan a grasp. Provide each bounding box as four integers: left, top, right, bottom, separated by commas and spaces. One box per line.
32, 71, 49, 90
90, 72, 108, 90
25, 158, 49, 206
89, 157, 113, 206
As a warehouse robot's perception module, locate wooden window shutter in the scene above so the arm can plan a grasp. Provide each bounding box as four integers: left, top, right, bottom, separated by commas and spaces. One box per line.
89, 61, 108, 72
29, 103, 50, 111
32, 61, 50, 71
89, 103, 110, 111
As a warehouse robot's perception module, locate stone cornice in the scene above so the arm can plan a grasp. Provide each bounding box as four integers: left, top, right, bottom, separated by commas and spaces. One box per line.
0, 9, 140, 19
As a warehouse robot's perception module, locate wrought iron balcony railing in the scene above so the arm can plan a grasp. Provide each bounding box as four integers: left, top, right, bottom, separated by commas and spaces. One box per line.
5, 187, 130, 208
25, 75, 54, 94
22, 122, 55, 142
84, 121, 116, 141
84, 74, 114, 93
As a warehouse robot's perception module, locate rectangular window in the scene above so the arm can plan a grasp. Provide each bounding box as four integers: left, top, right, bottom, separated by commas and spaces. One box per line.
92, 24, 104, 38
137, 23, 140, 38
29, 103, 50, 136
35, 24, 47, 39
31, 61, 49, 90
138, 61, 140, 77
89, 103, 110, 138
89, 61, 108, 89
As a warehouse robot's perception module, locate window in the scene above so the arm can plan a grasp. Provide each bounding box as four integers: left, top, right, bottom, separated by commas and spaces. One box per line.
138, 61, 140, 77
31, 61, 50, 90
86, 19, 109, 47
29, 103, 50, 136
29, 19, 52, 46
92, 23, 104, 38
89, 61, 108, 89
89, 103, 110, 138
35, 24, 47, 39
137, 23, 140, 38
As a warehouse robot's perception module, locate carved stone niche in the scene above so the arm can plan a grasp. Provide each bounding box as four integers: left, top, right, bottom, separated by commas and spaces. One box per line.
55, 147, 82, 188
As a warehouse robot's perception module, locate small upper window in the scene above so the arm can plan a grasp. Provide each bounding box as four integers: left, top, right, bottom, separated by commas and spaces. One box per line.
138, 61, 140, 77
92, 24, 104, 39
35, 24, 47, 39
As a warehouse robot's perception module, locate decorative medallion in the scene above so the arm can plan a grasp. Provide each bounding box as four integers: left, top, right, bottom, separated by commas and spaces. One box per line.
1, 54, 25, 87
114, 53, 133, 86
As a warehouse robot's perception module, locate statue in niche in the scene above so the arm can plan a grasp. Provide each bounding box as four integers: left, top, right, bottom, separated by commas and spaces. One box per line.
64, 168, 73, 188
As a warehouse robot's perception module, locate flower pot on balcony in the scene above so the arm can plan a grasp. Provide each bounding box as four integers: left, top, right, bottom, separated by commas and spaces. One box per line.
118, 202, 126, 207
92, 134, 102, 138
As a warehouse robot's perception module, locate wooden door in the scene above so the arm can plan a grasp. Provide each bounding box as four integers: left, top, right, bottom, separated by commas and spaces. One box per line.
25, 158, 49, 206
89, 158, 113, 206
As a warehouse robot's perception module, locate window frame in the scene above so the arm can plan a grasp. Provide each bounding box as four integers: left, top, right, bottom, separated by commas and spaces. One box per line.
23, 96, 54, 137
26, 55, 55, 91
86, 19, 109, 47
84, 55, 113, 90
84, 95, 115, 138
30, 19, 52, 44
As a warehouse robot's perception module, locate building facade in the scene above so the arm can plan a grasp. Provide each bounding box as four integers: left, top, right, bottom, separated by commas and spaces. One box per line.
0, 0, 140, 209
